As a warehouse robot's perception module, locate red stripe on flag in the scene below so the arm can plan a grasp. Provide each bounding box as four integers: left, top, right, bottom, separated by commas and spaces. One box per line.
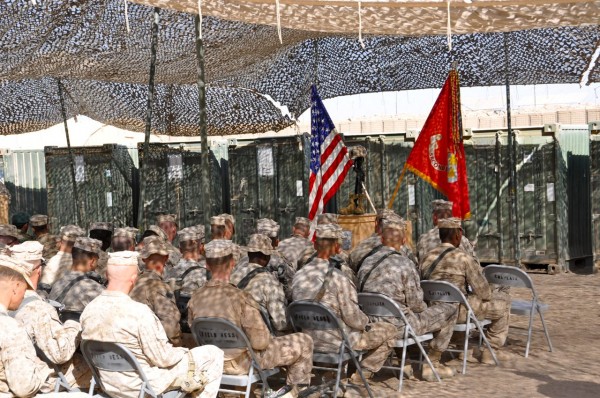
322, 159, 353, 205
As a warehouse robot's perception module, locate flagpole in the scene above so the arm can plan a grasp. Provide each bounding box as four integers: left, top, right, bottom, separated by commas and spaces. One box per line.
387, 167, 406, 209
503, 32, 521, 267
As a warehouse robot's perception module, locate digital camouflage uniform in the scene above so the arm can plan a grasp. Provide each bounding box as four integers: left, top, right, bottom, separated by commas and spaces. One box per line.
420, 243, 511, 350
417, 226, 478, 263
298, 246, 358, 286
164, 258, 209, 295
165, 240, 182, 271
95, 250, 109, 279
82, 290, 223, 398
48, 271, 105, 312
0, 303, 55, 397
291, 257, 396, 372
358, 246, 458, 352
277, 234, 313, 271
130, 270, 182, 346
188, 279, 313, 386
40, 251, 73, 286
230, 261, 288, 331
37, 233, 59, 261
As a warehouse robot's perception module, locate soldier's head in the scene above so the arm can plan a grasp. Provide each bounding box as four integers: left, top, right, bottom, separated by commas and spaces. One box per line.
0, 224, 20, 246
219, 214, 236, 239
178, 227, 204, 260
0, 256, 34, 310
314, 224, 342, 258
106, 251, 139, 294
30, 214, 50, 236
140, 236, 169, 276
432, 200, 453, 226
58, 225, 86, 253
438, 218, 463, 247
205, 240, 235, 281
246, 234, 273, 267
376, 208, 400, 235
112, 228, 138, 252
72, 237, 101, 272
10, 241, 44, 289
292, 217, 310, 239
89, 222, 114, 252
11, 212, 30, 233
381, 219, 407, 251
256, 218, 280, 248
210, 216, 228, 240
157, 214, 178, 243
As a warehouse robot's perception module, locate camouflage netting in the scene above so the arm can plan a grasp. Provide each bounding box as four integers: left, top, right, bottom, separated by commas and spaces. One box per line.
0, 0, 599, 136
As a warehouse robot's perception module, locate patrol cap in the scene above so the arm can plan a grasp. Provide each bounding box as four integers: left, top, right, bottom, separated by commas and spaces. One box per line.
204, 239, 234, 259
0, 224, 20, 239
156, 214, 178, 225
11, 212, 30, 226
107, 251, 139, 267
113, 227, 139, 240
139, 236, 169, 259
89, 222, 114, 232
432, 200, 453, 212
177, 227, 199, 243
59, 225, 86, 242
376, 208, 397, 221
146, 225, 167, 241
74, 237, 102, 255
256, 218, 280, 238
317, 213, 339, 225
294, 217, 311, 227
218, 213, 235, 225
0, 254, 34, 289
29, 214, 49, 227
438, 217, 463, 230
245, 234, 274, 256
10, 241, 44, 262
192, 225, 206, 243
382, 218, 407, 232
316, 223, 343, 240
210, 216, 226, 226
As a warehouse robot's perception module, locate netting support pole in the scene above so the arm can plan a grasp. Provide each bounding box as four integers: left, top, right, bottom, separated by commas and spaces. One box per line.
137, 7, 160, 229
194, 14, 211, 227
57, 79, 81, 226
503, 32, 521, 267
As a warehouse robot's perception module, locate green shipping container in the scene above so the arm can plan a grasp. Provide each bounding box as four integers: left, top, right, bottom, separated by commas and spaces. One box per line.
590, 122, 600, 272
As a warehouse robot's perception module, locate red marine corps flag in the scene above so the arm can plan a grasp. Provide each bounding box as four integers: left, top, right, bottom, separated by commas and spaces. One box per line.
388, 69, 471, 218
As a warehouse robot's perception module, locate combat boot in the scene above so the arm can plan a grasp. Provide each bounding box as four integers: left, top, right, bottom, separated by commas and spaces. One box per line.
349, 369, 373, 384
480, 347, 512, 365
421, 350, 456, 381
353, 194, 366, 215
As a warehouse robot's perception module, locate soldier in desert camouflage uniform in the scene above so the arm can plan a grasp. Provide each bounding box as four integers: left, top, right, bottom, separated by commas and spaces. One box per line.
0, 224, 20, 247
165, 226, 208, 295
11, 212, 33, 243
277, 217, 313, 270
41, 225, 86, 286
358, 219, 458, 381
210, 214, 245, 264
156, 214, 183, 270
30, 214, 59, 261
188, 239, 313, 398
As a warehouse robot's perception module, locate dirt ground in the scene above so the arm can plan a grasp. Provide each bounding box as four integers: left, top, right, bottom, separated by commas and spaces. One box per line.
335, 271, 600, 398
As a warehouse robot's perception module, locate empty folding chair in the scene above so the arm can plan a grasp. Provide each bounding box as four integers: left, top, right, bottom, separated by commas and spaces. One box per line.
421, 280, 499, 375
191, 317, 279, 398
358, 292, 440, 393
483, 264, 553, 357
80, 340, 186, 398
287, 301, 374, 398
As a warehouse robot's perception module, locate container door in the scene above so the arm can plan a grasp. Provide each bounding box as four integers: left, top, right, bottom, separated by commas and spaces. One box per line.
591, 136, 600, 268
77, 147, 116, 228
228, 144, 259, 244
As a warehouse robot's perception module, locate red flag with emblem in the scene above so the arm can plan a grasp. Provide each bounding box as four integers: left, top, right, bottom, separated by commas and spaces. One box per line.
397, 70, 470, 218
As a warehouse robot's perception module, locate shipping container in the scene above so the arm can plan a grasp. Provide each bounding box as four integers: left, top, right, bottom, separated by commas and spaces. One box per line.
45, 144, 136, 232
590, 121, 600, 272
1, 149, 47, 218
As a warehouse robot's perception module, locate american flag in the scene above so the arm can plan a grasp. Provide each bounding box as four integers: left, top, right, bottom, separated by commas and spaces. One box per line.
308, 85, 353, 223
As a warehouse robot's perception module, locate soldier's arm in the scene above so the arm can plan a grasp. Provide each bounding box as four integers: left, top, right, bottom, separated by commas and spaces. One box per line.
337, 274, 369, 331
264, 278, 288, 331
465, 256, 491, 300
151, 283, 182, 346
403, 264, 427, 313
3, 340, 52, 397
139, 310, 187, 368
241, 295, 271, 351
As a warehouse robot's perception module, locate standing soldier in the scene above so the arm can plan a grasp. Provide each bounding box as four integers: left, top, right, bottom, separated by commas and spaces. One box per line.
30, 214, 59, 260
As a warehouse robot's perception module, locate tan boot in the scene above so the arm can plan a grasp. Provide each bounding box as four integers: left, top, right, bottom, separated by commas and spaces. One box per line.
353, 194, 366, 215
446, 348, 478, 366
349, 369, 373, 384
481, 347, 512, 365
422, 350, 456, 382
339, 194, 356, 215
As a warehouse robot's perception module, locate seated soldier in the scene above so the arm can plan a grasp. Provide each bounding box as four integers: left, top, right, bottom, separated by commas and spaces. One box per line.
188, 240, 313, 398
130, 236, 182, 346
0, 224, 20, 247
12, 212, 33, 243
30, 214, 59, 261
210, 214, 245, 264
277, 217, 313, 270
0, 256, 59, 396
88, 222, 113, 279
112, 227, 138, 252
164, 226, 209, 295
156, 214, 182, 269
9, 242, 90, 390
420, 218, 511, 364
230, 233, 287, 332
49, 237, 105, 312
41, 225, 86, 286
81, 251, 223, 398
358, 219, 458, 381
291, 224, 397, 383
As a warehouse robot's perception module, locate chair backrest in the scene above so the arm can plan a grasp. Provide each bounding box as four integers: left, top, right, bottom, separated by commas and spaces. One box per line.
191, 317, 253, 349
357, 292, 404, 319
80, 340, 156, 397
287, 301, 345, 332
483, 264, 533, 289
420, 280, 467, 305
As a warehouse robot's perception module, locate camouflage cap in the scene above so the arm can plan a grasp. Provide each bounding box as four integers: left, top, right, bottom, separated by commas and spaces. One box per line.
218, 213, 235, 225
74, 237, 102, 255
376, 208, 397, 220
382, 218, 407, 232
139, 236, 169, 259
204, 239, 234, 259
0, 254, 34, 289
245, 233, 274, 255
113, 227, 139, 240
432, 200, 453, 212
192, 225, 206, 243
0, 224, 20, 239
317, 213, 339, 225
294, 217, 311, 227
146, 225, 167, 241
177, 227, 199, 243
29, 214, 49, 227
107, 251, 139, 267
316, 223, 343, 239
438, 217, 463, 229
210, 216, 226, 226
157, 214, 178, 224
256, 218, 280, 238
11, 212, 30, 226
59, 225, 86, 242
11, 241, 44, 262
89, 222, 114, 232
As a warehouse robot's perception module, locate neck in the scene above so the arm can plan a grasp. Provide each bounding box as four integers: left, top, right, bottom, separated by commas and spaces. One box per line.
72, 264, 90, 273
106, 282, 131, 294
316, 250, 333, 260
182, 252, 198, 261
210, 271, 231, 283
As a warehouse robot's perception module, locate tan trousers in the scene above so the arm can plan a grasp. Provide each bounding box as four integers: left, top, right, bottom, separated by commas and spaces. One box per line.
459, 291, 511, 349
353, 322, 397, 372
407, 302, 459, 352
169, 345, 224, 398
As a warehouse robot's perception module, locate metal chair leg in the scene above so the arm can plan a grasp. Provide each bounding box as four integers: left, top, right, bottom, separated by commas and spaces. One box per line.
473, 315, 499, 366
538, 306, 554, 353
